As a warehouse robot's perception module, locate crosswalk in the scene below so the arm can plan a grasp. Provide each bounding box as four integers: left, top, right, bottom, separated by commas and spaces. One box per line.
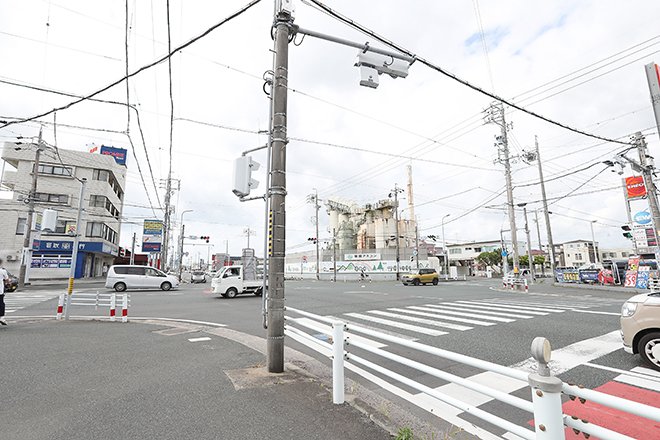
341, 297, 619, 339
3, 291, 61, 315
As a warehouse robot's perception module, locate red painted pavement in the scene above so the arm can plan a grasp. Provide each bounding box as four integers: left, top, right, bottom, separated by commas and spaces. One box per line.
529, 381, 660, 440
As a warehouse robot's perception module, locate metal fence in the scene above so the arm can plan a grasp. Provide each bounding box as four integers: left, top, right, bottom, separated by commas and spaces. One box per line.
56, 292, 130, 322
284, 306, 660, 440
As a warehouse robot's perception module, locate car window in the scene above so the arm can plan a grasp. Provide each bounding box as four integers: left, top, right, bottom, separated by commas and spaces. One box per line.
145, 268, 165, 277
128, 267, 146, 275
113, 266, 129, 274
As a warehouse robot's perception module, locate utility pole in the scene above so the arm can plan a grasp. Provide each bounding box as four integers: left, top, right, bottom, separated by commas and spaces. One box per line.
441, 214, 450, 279
486, 103, 520, 275
243, 227, 256, 249
130, 233, 136, 265
534, 210, 545, 277
534, 136, 557, 279
589, 220, 599, 264
64, 178, 86, 319
635, 132, 660, 249
332, 228, 337, 282
390, 184, 404, 280
178, 210, 192, 281
307, 190, 320, 280
519, 205, 534, 280
19, 127, 44, 287
415, 221, 419, 269
162, 177, 172, 271
267, 4, 292, 374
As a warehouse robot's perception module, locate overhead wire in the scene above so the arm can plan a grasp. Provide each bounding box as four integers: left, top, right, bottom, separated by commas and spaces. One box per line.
305, 0, 632, 146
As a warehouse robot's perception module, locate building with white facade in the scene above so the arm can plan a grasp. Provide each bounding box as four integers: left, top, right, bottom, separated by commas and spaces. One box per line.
0, 142, 127, 280
553, 240, 599, 267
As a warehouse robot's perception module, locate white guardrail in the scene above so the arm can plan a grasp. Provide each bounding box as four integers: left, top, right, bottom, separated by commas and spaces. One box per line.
503, 275, 529, 291
284, 306, 660, 440
56, 292, 130, 322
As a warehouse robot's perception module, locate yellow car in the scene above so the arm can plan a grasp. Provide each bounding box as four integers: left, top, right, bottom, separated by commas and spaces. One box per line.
402, 268, 439, 286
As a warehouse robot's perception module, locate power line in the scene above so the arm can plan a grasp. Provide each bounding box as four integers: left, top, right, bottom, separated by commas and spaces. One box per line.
305, 0, 632, 146
0, 0, 263, 130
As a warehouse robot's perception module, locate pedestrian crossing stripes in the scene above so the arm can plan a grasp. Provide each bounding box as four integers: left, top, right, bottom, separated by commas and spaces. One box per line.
342, 297, 618, 338
4, 291, 60, 314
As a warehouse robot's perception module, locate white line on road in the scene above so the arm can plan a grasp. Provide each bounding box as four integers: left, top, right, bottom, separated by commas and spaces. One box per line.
418, 305, 516, 323
457, 300, 565, 313
344, 313, 448, 336
366, 310, 472, 331
446, 302, 549, 316
389, 307, 496, 326
570, 309, 621, 316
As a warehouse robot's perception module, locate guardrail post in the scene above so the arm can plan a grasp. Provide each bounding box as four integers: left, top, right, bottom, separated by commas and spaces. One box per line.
110, 293, 116, 322
525, 279, 529, 293
56, 293, 65, 320
332, 320, 345, 404
528, 337, 565, 440
122, 294, 128, 323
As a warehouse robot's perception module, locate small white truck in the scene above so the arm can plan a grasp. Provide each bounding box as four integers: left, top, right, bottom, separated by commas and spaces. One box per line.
211, 265, 263, 298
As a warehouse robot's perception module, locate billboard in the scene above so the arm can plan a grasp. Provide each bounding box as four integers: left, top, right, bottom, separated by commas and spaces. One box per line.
626, 176, 647, 199
142, 219, 163, 252
100, 145, 128, 165
143, 219, 163, 235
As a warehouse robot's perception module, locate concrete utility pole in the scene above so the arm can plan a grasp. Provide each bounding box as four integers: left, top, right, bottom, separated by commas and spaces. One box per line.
390, 184, 404, 280
162, 176, 172, 271
332, 228, 337, 282
243, 226, 256, 249
130, 233, 136, 265
519, 204, 534, 280
65, 178, 86, 319
534, 210, 545, 277
486, 103, 520, 274
19, 127, 44, 287
267, 5, 292, 374
415, 221, 419, 269
635, 132, 660, 248
442, 214, 450, 279
534, 136, 557, 279
178, 210, 192, 281
307, 190, 320, 280
589, 220, 599, 264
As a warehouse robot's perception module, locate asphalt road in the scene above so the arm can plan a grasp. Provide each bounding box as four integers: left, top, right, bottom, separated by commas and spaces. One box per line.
8, 276, 659, 439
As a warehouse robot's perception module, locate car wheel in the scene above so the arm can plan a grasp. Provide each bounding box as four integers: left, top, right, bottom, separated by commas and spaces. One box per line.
638, 332, 660, 371
413, 279, 420, 286
226, 288, 238, 298
114, 282, 127, 292
161, 282, 172, 291
432, 278, 438, 285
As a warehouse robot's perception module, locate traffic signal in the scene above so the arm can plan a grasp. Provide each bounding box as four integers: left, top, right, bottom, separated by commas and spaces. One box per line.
410, 256, 414, 262
232, 155, 260, 198
308, 237, 317, 244
120, 248, 126, 258
200, 236, 210, 243
622, 225, 633, 239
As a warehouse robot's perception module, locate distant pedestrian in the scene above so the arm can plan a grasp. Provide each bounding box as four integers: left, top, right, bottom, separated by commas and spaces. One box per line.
0, 258, 8, 325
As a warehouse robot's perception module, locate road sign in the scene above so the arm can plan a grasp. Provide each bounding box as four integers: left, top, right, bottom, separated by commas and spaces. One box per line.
413, 250, 418, 255
189, 235, 198, 240
501, 251, 508, 256
302, 256, 307, 263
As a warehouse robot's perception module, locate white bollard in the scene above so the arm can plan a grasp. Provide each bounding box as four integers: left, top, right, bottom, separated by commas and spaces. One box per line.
110, 293, 116, 322
56, 293, 65, 320
122, 294, 128, 323
332, 321, 345, 404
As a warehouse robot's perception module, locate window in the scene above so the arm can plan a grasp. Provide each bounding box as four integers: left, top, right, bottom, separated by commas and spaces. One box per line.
576, 253, 582, 261
50, 220, 76, 235
622, 252, 629, 257
35, 192, 69, 204
449, 249, 462, 254
16, 218, 26, 235
93, 169, 123, 200
90, 195, 120, 218
85, 222, 117, 244
474, 247, 482, 253
36, 164, 72, 177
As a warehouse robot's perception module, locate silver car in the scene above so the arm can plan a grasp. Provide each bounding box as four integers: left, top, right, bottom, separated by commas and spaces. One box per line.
191, 271, 206, 283
105, 265, 179, 292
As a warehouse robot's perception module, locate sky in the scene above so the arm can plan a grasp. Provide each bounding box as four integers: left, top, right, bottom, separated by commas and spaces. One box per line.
1, 0, 660, 264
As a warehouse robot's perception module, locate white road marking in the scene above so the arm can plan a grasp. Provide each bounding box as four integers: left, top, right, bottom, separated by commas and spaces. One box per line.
295, 317, 387, 349
457, 300, 565, 313
388, 307, 496, 326
344, 313, 448, 336
188, 337, 212, 342
570, 309, 621, 316
445, 302, 549, 316
418, 305, 515, 323
435, 303, 535, 319
4, 292, 60, 313
366, 310, 472, 331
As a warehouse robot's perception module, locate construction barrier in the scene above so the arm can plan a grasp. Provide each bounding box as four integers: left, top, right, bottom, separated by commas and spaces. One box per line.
56, 292, 130, 322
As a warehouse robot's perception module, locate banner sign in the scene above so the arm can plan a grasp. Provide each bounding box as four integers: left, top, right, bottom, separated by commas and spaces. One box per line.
142, 235, 162, 252
579, 269, 600, 282
143, 220, 163, 235
636, 266, 651, 289
100, 145, 128, 165
556, 270, 565, 282
626, 176, 647, 199
562, 269, 580, 283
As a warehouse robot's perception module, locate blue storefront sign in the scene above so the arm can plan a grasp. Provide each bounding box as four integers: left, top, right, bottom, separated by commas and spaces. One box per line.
100, 145, 128, 165
35, 240, 117, 256
579, 269, 600, 282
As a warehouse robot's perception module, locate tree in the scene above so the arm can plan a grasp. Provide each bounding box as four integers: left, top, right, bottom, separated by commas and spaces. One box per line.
533, 255, 546, 266
477, 248, 502, 267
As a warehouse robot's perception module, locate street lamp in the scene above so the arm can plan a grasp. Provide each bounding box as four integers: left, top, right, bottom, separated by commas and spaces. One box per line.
442, 214, 450, 279
590, 220, 599, 264
178, 210, 193, 281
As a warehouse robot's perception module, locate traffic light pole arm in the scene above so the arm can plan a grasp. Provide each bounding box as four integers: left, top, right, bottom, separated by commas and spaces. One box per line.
239, 194, 266, 202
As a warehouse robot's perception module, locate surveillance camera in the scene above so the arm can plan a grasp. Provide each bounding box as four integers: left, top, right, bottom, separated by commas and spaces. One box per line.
358, 65, 379, 89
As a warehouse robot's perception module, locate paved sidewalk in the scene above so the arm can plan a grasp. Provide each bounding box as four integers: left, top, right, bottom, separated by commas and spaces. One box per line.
1, 316, 454, 440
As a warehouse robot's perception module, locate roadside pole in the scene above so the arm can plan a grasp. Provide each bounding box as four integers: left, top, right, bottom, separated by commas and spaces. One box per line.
267, 6, 292, 374
130, 233, 136, 265
535, 136, 557, 279
19, 127, 44, 287
64, 178, 86, 320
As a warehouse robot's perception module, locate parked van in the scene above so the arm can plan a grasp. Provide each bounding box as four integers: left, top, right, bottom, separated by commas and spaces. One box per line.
105, 265, 179, 292
621, 291, 660, 371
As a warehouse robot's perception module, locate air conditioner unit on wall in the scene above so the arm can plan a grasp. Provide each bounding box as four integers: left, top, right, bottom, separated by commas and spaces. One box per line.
6, 255, 16, 261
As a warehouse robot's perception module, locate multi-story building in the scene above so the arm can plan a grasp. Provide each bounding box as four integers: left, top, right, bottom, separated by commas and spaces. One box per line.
0, 143, 127, 280
599, 247, 633, 261
447, 240, 528, 275
554, 239, 600, 267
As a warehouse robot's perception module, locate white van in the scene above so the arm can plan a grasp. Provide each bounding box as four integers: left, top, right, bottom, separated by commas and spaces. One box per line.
105, 265, 179, 292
